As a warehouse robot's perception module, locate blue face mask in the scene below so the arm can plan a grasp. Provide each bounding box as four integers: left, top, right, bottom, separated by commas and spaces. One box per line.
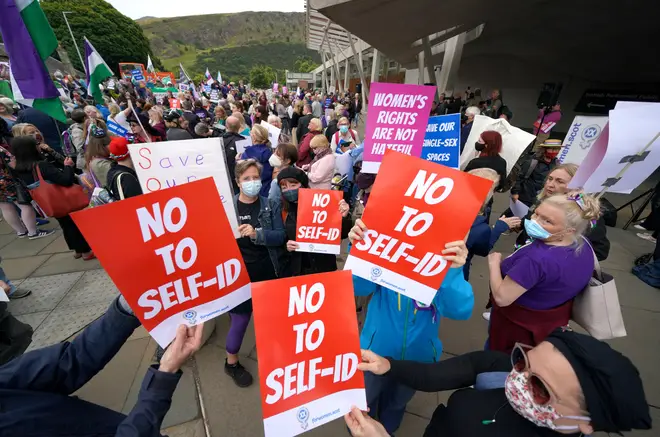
339, 125, 349, 134
524, 219, 551, 240
282, 188, 299, 203
241, 180, 262, 197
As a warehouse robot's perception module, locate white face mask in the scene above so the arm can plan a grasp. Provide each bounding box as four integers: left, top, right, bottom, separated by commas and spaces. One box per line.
505, 368, 591, 432
268, 154, 282, 168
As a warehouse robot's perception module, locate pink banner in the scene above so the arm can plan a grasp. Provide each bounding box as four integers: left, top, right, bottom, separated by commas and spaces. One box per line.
362, 82, 436, 173
568, 123, 609, 189
273, 83, 279, 93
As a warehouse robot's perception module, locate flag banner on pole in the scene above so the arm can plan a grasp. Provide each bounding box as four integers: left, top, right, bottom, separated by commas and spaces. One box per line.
0, 0, 66, 122
147, 55, 155, 73
217, 71, 222, 83
205, 68, 213, 81
84, 37, 113, 104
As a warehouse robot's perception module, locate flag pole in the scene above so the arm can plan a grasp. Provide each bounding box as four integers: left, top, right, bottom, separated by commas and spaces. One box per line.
62, 11, 86, 75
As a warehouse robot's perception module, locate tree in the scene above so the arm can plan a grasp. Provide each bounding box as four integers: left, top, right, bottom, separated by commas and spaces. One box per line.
294, 56, 319, 73
249, 65, 276, 89
41, 0, 164, 75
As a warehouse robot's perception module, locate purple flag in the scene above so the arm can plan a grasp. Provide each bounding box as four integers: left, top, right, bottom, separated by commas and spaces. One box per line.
0, 0, 59, 100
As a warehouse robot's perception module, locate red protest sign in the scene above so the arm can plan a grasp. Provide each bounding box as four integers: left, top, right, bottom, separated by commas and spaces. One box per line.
170, 98, 181, 109
252, 270, 366, 436
71, 178, 250, 347
344, 150, 492, 304
295, 189, 343, 255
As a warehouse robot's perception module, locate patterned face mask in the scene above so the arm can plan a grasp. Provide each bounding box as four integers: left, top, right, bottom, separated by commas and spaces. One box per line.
505, 368, 590, 431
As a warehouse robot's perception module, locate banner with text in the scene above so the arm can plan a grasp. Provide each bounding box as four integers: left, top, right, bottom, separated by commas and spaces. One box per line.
362, 82, 436, 173
107, 120, 129, 138
558, 115, 609, 165
128, 138, 239, 237
252, 270, 366, 437
421, 114, 461, 169
71, 178, 251, 347
344, 150, 492, 304
295, 189, 343, 255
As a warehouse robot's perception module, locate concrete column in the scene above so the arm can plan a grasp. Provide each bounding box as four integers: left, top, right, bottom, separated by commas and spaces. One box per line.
312, 72, 317, 90
381, 55, 388, 82
320, 51, 327, 93
330, 60, 336, 92
417, 50, 426, 85
435, 32, 466, 94
344, 58, 350, 92
370, 49, 381, 85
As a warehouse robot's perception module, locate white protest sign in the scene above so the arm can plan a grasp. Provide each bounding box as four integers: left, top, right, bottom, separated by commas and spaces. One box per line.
235, 136, 252, 155
570, 102, 660, 194
128, 138, 240, 237
558, 116, 608, 165
509, 199, 530, 218
460, 115, 536, 176
261, 121, 281, 148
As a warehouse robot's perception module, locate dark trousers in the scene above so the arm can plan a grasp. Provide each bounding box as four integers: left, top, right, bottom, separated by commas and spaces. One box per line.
57, 215, 91, 254
364, 371, 416, 435
641, 184, 660, 235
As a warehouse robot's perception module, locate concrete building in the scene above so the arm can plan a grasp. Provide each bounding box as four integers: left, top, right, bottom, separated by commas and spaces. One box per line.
306, 0, 660, 133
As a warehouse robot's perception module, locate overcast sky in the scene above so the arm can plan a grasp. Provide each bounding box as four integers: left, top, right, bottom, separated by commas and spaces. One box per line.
105, 0, 305, 19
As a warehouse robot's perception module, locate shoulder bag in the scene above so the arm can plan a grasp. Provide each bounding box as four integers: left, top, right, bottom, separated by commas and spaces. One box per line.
27, 164, 89, 218
571, 238, 627, 340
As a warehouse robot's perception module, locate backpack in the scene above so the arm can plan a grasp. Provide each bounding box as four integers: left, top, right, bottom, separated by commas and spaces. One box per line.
61, 126, 76, 157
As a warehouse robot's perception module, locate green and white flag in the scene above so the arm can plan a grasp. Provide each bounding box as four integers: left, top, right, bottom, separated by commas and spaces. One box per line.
84, 37, 113, 103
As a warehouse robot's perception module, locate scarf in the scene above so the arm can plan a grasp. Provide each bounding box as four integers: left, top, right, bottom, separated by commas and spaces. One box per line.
311, 146, 332, 163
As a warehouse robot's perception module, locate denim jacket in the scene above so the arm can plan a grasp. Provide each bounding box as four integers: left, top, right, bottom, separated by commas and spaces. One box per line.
233, 194, 287, 275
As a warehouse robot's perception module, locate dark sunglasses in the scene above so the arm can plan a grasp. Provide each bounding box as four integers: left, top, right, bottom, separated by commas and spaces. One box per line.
510, 343, 555, 405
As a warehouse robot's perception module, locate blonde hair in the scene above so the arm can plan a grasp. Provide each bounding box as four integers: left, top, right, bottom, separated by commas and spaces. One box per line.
0, 97, 14, 114
250, 124, 270, 146
538, 163, 579, 200
468, 168, 500, 212
84, 105, 102, 119
338, 116, 350, 125
541, 192, 601, 241
310, 134, 330, 150
12, 123, 35, 137
232, 112, 247, 131
108, 103, 120, 117
309, 117, 322, 131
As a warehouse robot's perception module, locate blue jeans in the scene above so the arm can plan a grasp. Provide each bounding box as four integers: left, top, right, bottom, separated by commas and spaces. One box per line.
0, 265, 16, 296
364, 371, 416, 435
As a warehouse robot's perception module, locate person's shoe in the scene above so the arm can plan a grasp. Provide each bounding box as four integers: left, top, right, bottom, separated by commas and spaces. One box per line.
82, 252, 96, 261
482, 311, 491, 321
225, 360, 253, 387
35, 217, 50, 226
9, 288, 32, 299
28, 229, 56, 240
634, 224, 649, 231
73, 252, 82, 259
17, 232, 27, 238
637, 232, 657, 243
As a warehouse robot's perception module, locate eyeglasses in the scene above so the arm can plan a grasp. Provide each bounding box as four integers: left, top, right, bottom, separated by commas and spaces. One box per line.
510, 343, 556, 405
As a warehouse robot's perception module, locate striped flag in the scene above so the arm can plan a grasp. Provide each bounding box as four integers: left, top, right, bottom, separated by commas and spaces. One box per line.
84, 37, 113, 103
147, 55, 155, 73
217, 71, 222, 83
205, 68, 213, 81
0, 0, 66, 122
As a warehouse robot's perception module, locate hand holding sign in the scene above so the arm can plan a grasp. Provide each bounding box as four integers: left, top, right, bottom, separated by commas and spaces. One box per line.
344, 150, 492, 305
159, 323, 204, 373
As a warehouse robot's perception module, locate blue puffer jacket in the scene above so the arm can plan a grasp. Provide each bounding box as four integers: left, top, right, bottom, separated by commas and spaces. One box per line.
355, 268, 474, 363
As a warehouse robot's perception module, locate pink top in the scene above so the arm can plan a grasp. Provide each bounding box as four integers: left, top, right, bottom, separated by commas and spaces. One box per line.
307, 154, 336, 190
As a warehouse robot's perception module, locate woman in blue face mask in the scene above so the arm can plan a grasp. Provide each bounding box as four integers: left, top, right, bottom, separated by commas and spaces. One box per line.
330, 116, 360, 154
276, 166, 352, 277
486, 192, 602, 354
226, 159, 286, 389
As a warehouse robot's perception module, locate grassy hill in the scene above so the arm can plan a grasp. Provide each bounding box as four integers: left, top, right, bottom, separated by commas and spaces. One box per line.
138, 12, 320, 82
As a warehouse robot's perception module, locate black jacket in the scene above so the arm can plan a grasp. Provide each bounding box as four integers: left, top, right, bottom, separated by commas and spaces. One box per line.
325, 120, 339, 143
106, 162, 142, 200
296, 114, 313, 144
14, 160, 75, 187
465, 155, 508, 191
222, 131, 245, 194
512, 157, 557, 206
387, 351, 577, 437
16, 108, 68, 152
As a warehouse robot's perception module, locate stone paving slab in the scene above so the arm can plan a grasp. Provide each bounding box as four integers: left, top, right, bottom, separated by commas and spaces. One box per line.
0, 219, 16, 235
31, 252, 102, 277
2, 254, 52, 280
59, 269, 120, 308
38, 235, 70, 255
14, 311, 49, 331
1, 231, 60, 259
7, 272, 84, 315
27, 301, 109, 351
162, 419, 206, 437
0, 233, 16, 250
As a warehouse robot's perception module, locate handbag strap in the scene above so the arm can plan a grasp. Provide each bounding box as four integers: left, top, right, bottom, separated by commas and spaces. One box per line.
117, 173, 126, 200
32, 162, 46, 184
581, 237, 603, 281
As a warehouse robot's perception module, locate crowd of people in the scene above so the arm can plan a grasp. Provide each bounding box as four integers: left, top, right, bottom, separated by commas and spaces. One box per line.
0, 69, 653, 437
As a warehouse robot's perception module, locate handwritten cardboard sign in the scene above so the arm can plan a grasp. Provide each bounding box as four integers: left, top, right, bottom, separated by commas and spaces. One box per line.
295, 189, 343, 255
128, 138, 239, 238
71, 178, 251, 347
421, 114, 461, 169
344, 150, 492, 304
362, 82, 436, 173
252, 270, 366, 437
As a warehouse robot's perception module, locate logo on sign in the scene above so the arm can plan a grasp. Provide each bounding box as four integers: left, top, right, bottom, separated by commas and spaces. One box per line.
308, 244, 315, 252
183, 309, 197, 325
582, 125, 601, 141
297, 407, 310, 430
370, 267, 383, 282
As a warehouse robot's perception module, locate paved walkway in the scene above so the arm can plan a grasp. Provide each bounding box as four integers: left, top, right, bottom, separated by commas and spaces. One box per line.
1, 186, 659, 436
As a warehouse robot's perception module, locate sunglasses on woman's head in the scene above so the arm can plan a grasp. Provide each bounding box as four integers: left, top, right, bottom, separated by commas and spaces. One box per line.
511, 343, 555, 406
